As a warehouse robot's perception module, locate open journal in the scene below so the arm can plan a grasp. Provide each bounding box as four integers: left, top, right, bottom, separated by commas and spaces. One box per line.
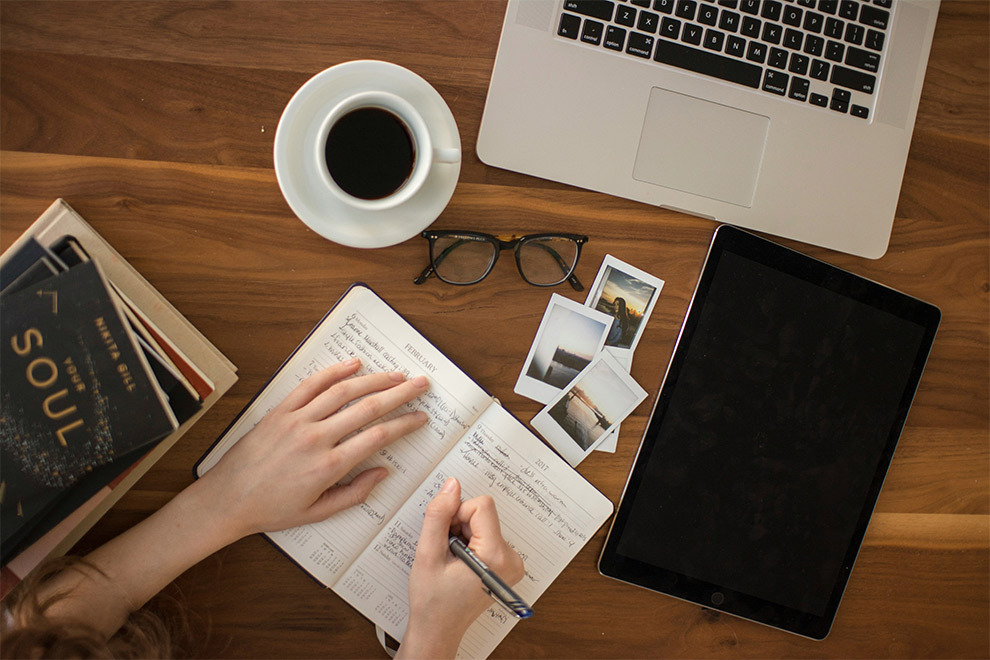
196, 284, 613, 659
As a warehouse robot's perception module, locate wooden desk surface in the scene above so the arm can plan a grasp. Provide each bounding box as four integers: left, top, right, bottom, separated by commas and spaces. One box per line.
1, 2, 986, 657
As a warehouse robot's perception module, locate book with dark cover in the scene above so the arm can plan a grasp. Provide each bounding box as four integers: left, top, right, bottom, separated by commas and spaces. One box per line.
0, 261, 177, 543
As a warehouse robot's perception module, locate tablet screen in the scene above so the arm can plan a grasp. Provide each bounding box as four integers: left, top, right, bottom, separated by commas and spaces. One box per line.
599, 226, 940, 639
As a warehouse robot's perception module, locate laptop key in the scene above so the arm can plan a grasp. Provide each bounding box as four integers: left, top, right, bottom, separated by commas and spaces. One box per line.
762, 69, 788, 95
865, 28, 884, 51
739, 0, 760, 14
564, 0, 616, 21
844, 23, 864, 46
825, 40, 845, 62
838, 0, 857, 20
660, 16, 682, 38
845, 45, 880, 72
616, 4, 637, 26
582, 19, 605, 44
859, 4, 889, 29
746, 40, 767, 63
682, 23, 704, 45
741, 15, 761, 37
654, 0, 676, 13
761, 0, 782, 21
831, 64, 876, 93
676, 0, 698, 19
719, 10, 741, 31
704, 28, 726, 50
638, 10, 660, 32
809, 91, 829, 106
803, 10, 823, 32
830, 87, 850, 112
824, 16, 843, 38
558, 12, 582, 38
605, 25, 627, 49
726, 34, 746, 56
698, 3, 719, 25
810, 58, 830, 80
627, 31, 656, 56
788, 76, 810, 101
850, 103, 870, 118
654, 37, 763, 87
804, 34, 825, 55
769, 46, 788, 68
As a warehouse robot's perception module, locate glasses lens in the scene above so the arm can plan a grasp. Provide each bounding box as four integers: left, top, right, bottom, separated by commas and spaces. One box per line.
432, 235, 497, 284
517, 237, 580, 285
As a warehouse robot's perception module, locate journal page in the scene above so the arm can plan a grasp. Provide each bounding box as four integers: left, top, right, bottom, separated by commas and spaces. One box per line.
334, 403, 614, 659
197, 285, 493, 586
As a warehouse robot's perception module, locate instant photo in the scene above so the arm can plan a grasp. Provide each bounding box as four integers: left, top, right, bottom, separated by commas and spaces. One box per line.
584, 255, 664, 357
515, 294, 612, 404
532, 352, 647, 467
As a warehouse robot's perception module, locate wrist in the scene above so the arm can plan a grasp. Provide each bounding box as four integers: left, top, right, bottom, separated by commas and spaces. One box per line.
175, 475, 250, 548
399, 615, 470, 660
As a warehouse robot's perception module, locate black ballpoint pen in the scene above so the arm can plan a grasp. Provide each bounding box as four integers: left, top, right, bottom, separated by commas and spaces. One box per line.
448, 535, 533, 619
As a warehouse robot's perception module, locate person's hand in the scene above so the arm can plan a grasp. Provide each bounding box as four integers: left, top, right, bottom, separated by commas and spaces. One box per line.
195, 357, 429, 542
399, 477, 525, 660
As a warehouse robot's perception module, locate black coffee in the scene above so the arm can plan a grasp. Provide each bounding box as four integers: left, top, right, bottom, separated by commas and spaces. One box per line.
324, 107, 416, 200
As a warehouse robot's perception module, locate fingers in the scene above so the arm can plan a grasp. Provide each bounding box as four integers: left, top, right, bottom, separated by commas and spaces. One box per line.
310, 467, 388, 520
302, 370, 411, 422
454, 494, 503, 543
277, 358, 361, 412
323, 375, 429, 439
332, 409, 429, 467
416, 478, 461, 566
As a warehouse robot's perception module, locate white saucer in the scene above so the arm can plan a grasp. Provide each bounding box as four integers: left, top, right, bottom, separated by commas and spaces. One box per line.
273, 61, 461, 249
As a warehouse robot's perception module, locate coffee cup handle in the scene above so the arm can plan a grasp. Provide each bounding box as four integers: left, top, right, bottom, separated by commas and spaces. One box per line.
433, 147, 461, 164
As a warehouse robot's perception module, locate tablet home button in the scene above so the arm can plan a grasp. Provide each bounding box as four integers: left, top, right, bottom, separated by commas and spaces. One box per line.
711, 592, 725, 606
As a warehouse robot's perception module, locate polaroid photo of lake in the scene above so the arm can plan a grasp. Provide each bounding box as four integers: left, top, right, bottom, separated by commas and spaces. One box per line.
532, 352, 648, 467
514, 293, 613, 405
584, 255, 664, 358
594, 349, 632, 454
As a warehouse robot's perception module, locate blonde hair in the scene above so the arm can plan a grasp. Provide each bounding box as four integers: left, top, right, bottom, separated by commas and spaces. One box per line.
2, 557, 189, 659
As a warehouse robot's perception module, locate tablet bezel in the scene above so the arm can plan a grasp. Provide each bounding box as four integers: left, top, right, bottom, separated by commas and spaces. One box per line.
598, 225, 941, 639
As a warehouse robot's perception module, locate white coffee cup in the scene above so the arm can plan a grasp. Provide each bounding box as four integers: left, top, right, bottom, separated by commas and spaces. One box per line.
314, 90, 460, 211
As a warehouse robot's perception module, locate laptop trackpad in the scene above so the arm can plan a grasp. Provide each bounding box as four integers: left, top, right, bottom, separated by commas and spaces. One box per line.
633, 88, 769, 208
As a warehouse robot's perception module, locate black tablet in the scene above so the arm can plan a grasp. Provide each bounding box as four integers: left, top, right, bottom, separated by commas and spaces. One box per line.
599, 226, 941, 639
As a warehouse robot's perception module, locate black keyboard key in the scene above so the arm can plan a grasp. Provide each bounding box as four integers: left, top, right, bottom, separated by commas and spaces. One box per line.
740, 0, 760, 14
627, 31, 656, 56
762, 21, 782, 43
825, 40, 845, 61
718, 0, 739, 6
803, 10, 823, 32
682, 22, 704, 44
782, 4, 803, 26
850, 103, 870, 118
831, 63, 876, 93
845, 45, 880, 71
719, 10, 741, 30
558, 12, 582, 38
838, 0, 858, 20
761, 0, 782, 20
704, 28, 726, 50
726, 34, 746, 56
763, 69, 788, 94
830, 87, 850, 112
874, 0, 891, 8
845, 22, 864, 45
581, 19, 605, 44
769, 46, 788, 68
655, 0, 676, 13
804, 34, 825, 55
818, 0, 837, 14
824, 16, 844, 38
660, 16, 682, 37
788, 52, 810, 74
810, 58, 830, 79
865, 28, 884, 51
564, 0, 616, 21
638, 10, 660, 31
698, 3, 719, 24
654, 37, 763, 86
746, 40, 767, 62
810, 91, 829, 106
798, 0, 816, 6
784, 28, 803, 49
676, 0, 698, 19
632, 0, 652, 6
741, 15, 761, 36
789, 76, 810, 100
605, 25, 627, 49
859, 3, 889, 29
616, 4, 638, 26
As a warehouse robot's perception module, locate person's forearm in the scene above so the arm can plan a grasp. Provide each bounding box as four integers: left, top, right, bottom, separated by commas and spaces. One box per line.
45, 475, 243, 636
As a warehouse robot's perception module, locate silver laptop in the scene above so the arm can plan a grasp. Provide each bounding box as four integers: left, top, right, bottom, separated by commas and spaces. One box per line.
477, 0, 939, 259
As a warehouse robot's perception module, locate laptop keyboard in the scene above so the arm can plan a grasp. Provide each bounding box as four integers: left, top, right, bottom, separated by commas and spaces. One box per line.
557, 0, 892, 120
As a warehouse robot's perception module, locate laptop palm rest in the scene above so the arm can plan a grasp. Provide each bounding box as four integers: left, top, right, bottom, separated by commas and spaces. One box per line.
633, 88, 770, 208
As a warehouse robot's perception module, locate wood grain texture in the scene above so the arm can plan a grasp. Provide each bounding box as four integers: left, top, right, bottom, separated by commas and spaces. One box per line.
1, 1, 986, 658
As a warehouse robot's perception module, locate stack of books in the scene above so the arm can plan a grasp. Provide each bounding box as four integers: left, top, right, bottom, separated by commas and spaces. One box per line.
0, 200, 237, 596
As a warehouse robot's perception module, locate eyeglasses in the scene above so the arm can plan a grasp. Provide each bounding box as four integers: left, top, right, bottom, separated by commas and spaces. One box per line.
414, 231, 588, 290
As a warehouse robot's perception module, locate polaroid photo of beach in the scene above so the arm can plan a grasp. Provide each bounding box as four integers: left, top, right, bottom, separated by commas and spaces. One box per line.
514, 293, 613, 405
531, 352, 648, 467
584, 255, 665, 359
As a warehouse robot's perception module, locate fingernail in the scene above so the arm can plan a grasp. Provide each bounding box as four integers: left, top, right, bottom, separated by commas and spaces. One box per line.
412, 375, 428, 388
441, 477, 457, 493
345, 357, 360, 367
389, 371, 406, 382
375, 469, 389, 484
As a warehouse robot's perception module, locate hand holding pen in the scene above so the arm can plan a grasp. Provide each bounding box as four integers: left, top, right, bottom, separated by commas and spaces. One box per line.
402, 477, 527, 660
